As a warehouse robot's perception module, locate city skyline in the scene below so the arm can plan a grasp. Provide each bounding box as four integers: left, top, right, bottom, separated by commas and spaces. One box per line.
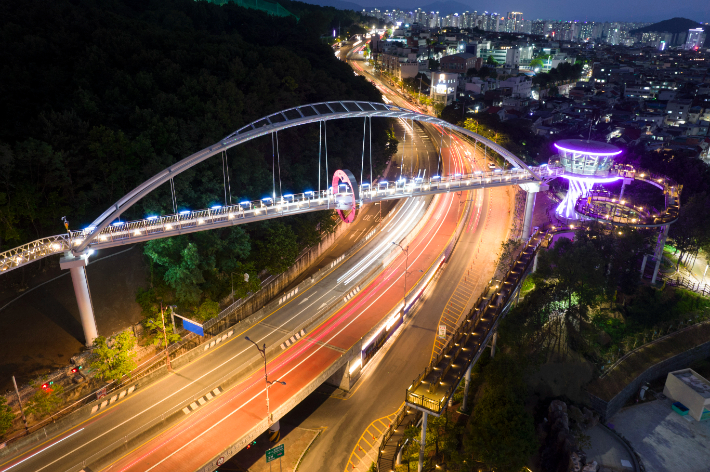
311, 0, 709, 23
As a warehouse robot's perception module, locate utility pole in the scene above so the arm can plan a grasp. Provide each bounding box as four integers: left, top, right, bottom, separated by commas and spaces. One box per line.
12, 376, 29, 433
161, 303, 172, 372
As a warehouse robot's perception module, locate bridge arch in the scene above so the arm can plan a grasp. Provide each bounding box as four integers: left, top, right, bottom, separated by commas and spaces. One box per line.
78, 101, 538, 254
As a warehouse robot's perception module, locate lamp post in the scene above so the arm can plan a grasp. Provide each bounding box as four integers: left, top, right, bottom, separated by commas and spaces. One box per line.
231, 272, 249, 305
392, 242, 409, 309
245, 337, 286, 424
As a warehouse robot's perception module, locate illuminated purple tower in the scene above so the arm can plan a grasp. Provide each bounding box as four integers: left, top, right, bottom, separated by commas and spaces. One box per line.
553, 139, 622, 220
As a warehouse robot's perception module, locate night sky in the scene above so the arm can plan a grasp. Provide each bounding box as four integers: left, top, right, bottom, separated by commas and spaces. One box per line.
351, 0, 710, 23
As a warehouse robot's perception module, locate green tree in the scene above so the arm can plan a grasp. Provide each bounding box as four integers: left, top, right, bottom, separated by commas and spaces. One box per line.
144, 311, 181, 348
486, 55, 498, 66
535, 236, 607, 337
465, 355, 538, 472
670, 192, 710, 269
0, 396, 14, 437
91, 332, 138, 382
193, 300, 220, 322
251, 222, 299, 275
25, 383, 65, 418
530, 58, 544, 70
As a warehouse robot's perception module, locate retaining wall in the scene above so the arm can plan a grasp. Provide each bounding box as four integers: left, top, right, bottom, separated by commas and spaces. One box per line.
587, 339, 710, 421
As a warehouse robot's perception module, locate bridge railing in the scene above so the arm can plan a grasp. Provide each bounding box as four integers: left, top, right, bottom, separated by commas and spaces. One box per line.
0, 166, 559, 274
404, 228, 551, 415
570, 166, 681, 228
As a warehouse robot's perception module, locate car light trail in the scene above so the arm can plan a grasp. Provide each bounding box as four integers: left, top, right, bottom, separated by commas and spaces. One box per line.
1, 429, 84, 472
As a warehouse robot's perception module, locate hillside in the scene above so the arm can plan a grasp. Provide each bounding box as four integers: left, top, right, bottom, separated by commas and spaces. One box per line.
630, 17, 703, 34
0, 0, 397, 308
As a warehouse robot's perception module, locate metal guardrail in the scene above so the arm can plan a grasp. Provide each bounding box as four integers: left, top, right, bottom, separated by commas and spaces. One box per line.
571, 165, 682, 228
661, 274, 710, 297
404, 228, 551, 415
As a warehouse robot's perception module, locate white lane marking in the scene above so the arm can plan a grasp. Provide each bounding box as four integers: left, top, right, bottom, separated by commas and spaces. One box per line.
2, 429, 84, 472
338, 199, 424, 286
141, 193, 458, 471
24, 200, 402, 471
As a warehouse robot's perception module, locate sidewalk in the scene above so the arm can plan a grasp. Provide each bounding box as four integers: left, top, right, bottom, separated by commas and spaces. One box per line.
585, 424, 636, 472
611, 398, 710, 472
221, 423, 321, 472
665, 249, 709, 286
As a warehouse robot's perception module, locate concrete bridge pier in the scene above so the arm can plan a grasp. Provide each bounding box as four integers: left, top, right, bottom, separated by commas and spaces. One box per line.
519, 182, 548, 240
60, 251, 98, 346
651, 226, 669, 284
418, 411, 428, 472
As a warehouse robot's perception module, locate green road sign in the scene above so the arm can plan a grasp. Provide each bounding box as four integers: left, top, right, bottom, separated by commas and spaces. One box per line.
266, 443, 284, 463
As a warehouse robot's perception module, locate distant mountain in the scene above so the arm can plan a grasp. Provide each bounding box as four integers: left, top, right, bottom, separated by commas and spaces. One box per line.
302, 0, 366, 11
299, 0, 481, 15
415, 1, 477, 14
629, 17, 703, 34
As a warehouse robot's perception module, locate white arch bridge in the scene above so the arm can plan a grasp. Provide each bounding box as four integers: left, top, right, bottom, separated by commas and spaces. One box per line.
0, 101, 554, 344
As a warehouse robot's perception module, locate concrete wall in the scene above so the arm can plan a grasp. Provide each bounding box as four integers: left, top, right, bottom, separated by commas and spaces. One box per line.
204, 219, 350, 335
587, 339, 710, 421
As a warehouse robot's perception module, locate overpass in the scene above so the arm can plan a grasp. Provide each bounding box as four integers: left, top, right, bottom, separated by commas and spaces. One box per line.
0, 101, 551, 348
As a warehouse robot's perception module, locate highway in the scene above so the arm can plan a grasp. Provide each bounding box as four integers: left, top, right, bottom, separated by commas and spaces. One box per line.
0, 75, 443, 472
101, 165, 465, 470
0, 41, 515, 472
96, 50, 476, 471
281, 42, 517, 472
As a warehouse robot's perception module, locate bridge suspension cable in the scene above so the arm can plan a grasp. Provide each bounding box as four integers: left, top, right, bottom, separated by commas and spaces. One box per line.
360, 117, 366, 188
276, 130, 283, 201
369, 116, 372, 187
8, 101, 536, 261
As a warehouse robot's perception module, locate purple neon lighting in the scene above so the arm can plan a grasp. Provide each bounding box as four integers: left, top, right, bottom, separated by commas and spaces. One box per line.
558, 175, 622, 184
556, 175, 621, 220
554, 143, 622, 156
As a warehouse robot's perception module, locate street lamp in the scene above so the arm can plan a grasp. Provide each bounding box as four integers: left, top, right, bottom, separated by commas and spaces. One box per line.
231, 272, 249, 305
245, 337, 286, 424
392, 242, 409, 309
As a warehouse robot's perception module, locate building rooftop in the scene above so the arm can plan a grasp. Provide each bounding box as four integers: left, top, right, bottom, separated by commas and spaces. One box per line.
673, 370, 710, 398
555, 139, 622, 156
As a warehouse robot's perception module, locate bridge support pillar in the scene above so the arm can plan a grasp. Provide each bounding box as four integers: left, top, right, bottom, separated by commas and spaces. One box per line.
651, 226, 669, 285
461, 361, 473, 412
418, 411, 428, 472
60, 252, 98, 346
519, 182, 547, 240
618, 177, 633, 200
640, 254, 648, 279
490, 331, 498, 358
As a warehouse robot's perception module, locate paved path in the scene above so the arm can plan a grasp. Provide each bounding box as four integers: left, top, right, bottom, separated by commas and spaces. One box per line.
586, 425, 635, 472
611, 399, 710, 472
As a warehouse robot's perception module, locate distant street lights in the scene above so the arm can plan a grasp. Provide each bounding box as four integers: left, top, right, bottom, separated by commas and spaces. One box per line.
245, 337, 286, 424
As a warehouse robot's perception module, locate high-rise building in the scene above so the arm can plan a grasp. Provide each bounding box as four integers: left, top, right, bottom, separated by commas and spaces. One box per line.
507, 11, 523, 32
685, 28, 706, 50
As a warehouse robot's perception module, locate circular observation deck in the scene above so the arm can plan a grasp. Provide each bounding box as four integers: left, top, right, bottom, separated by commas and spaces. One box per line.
554, 139, 622, 178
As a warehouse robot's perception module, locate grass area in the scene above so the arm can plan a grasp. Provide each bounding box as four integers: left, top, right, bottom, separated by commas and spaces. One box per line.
585, 321, 710, 401
587, 286, 710, 368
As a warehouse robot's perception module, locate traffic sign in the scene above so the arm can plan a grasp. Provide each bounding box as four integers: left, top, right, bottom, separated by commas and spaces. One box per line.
266, 444, 284, 463
438, 325, 446, 338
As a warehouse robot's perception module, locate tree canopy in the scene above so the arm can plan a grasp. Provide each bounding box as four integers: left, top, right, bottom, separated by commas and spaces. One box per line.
0, 0, 398, 311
